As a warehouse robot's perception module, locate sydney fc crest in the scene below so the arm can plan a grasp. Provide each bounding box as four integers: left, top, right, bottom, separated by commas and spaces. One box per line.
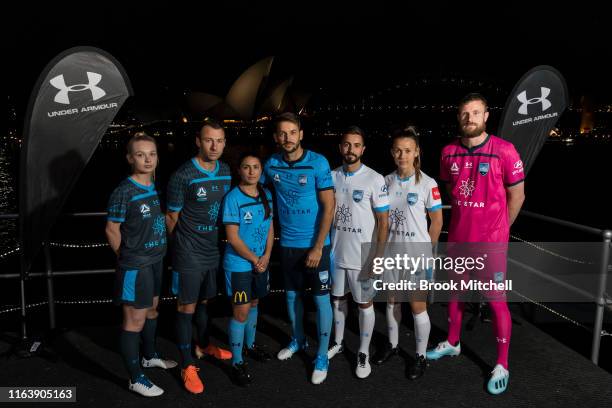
319, 270, 329, 284
298, 174, 308, 186
479, 162, 490, 176
407, 193, 418, 206
352, 190, 364, 203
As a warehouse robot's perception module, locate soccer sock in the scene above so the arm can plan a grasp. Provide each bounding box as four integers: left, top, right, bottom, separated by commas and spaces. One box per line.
120, 329, 143, 382
244, 306, 258, 349
358, 305, 375, 355
229, 318, 246, 366
447, 300, 465, 346
413, 310, 431, 357
194, 302, 210, 348
141, 317, 158, 359
286, 291, 305, 345
314, 294, 332, 357
176, 311, 194, 368
332, 298, 348, 345
386, 303, 401, 348
489, 301, 511, 369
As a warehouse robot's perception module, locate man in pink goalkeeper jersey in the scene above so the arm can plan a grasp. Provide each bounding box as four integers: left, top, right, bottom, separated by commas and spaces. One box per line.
427, 93, 525, 395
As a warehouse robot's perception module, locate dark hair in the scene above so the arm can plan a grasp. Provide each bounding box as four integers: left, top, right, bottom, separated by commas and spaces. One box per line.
200, 116, 223, 135
273, 112, 301, 132
458, 92, 488, 111
239, 152, 271, 220
127, 131, 157, 154
342, 125, 365, 144
390, 125, 422, 184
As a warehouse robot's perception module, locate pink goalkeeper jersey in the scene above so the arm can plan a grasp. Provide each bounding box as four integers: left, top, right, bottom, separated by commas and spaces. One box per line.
440, 134, 524, 243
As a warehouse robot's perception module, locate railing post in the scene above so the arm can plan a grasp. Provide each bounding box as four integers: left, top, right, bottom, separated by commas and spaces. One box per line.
591, 229, 612, 364
43, 242, 56, 330
19, 277, 27, 340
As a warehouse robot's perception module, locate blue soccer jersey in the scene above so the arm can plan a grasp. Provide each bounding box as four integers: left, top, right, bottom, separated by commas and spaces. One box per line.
107, 177, 167, 268
262, 150, 334, 248
167, 158, 231, 267
222, 186, 274, 272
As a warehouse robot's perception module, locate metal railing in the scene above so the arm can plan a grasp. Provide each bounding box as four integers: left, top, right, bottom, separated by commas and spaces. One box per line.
1, 208, 610, 364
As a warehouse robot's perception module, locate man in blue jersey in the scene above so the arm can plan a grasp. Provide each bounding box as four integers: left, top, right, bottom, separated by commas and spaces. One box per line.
262, 112, 335, 385
166, 118, 232, 394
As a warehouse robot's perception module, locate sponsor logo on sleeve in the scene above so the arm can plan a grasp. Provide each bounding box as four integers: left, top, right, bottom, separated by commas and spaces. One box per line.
431, 186, 441, 200
512, 160, 524, 175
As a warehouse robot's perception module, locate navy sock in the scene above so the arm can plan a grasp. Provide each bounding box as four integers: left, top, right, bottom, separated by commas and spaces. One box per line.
120, 329, 142, 382
141, 318, 158, 359
176, 311, 194, 368
195, 302, 210, 348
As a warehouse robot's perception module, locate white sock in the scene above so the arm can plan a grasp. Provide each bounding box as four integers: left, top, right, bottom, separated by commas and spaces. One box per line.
358, 305, 375, 355
332, 298, 348, 345
386, 303, 401, 348
413, 310, 431, 357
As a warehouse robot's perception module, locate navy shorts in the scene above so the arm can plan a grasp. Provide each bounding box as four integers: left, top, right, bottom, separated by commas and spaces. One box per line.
280, 245, 331, 295
114, 261, 163, 309
171, 265, 218, 304
225, 269, 270, 305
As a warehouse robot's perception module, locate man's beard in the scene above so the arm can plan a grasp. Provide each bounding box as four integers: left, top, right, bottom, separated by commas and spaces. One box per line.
343, 153, 361, 165
281, 142, 300, 154
461, 122, 486, 138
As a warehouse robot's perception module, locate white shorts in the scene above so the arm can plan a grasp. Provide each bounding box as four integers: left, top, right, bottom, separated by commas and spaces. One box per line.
332, 267, 376, 304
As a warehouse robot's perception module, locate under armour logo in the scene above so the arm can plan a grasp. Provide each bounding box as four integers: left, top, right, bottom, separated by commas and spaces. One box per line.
49, 72, 106, 105
517, 87, 551, 115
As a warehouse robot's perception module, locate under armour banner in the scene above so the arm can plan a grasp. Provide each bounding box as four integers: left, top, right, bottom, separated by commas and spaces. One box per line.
19, 46, 132, 276
497, 65, 568, 175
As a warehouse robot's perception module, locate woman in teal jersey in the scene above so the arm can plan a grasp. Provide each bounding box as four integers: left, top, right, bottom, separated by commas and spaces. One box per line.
222, 153, 275, 386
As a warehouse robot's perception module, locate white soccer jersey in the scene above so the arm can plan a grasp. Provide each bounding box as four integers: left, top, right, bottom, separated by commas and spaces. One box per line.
332, 164, 390, 270
385, 170, 442, 244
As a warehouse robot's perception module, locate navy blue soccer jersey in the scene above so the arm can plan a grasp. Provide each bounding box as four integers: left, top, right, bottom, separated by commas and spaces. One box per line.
222, 186, 273, 272
262, 150, 333, 248
166, 158, 231, 266
107, 177, 167, 268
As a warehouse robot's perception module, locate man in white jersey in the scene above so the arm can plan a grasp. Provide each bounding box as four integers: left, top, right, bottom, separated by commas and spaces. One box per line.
373, 127, 443, 379
327, 126, 389, 379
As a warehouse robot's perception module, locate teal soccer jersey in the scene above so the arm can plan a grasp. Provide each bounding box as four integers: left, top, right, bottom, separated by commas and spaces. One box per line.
107, 177, 167, 268
222, 186, 273, 272
262, 150, 333, 248
167, 158, 231, 267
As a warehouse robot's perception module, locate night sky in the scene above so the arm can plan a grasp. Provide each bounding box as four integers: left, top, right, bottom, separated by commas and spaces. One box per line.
7, 2, 611, 109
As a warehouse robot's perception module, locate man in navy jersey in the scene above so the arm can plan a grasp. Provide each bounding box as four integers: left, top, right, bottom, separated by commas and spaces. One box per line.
261, 112, 335, 384
166, 118, 232, 394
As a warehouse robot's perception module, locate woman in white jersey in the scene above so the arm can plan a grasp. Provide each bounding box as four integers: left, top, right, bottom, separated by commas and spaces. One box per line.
372, 126, 443, 380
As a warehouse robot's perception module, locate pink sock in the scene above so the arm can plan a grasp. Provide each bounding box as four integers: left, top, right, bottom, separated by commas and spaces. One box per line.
489, 301, 511, 369
447, 301, 465, 345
